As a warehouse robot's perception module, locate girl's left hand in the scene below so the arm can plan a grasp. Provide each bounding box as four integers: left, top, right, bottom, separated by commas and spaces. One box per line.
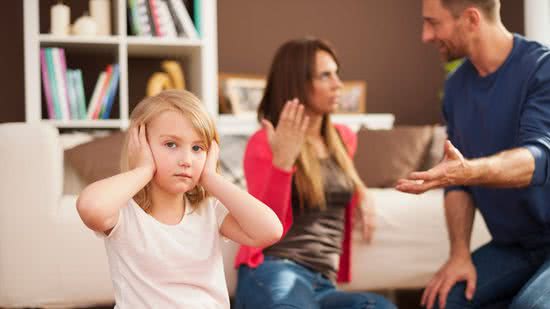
200, 140, 219, 184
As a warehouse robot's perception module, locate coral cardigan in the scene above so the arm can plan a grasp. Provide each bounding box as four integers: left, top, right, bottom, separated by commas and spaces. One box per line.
234, 124, 359, 283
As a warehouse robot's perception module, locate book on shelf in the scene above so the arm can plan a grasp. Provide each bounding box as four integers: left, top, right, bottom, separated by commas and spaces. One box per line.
39, 49, 55, 119
129, 0, 198, 38
43, 48, 62, 119
192, 0, 200, 37
168, 0, 198, 39
74, 69, 87, 119
92, 65, 113, 119
129, 0, 153, 36
51, 48, 71, 120
157, 0, 178, 38
59, 49, 79, 119
85, 64, 120, 120
66, 69, 87, 120
100, 64, 120, 119
164, 0, 185, 36
87, 71, 107, 119
66, 69, 77, 120
148, 0, 163, 36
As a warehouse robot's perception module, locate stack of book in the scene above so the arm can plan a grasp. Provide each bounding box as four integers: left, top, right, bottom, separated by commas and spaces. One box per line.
128, 0, 200, 39
40, 47, 120, 120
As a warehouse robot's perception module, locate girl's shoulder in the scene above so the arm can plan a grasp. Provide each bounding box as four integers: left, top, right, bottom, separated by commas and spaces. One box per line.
195, 197, 228, 229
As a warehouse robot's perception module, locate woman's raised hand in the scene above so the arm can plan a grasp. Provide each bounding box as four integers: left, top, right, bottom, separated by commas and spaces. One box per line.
262, 99, 310, 171
128, 124, 156, 175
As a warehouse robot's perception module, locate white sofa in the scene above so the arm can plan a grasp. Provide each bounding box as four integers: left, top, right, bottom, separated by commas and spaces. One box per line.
0, 122, 491, 308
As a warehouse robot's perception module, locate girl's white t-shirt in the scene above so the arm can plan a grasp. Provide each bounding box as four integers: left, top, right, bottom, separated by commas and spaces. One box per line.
100, 197, 230, 308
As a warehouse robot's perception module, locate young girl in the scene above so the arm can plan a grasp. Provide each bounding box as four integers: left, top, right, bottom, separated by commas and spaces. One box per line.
76, 90, 283, 308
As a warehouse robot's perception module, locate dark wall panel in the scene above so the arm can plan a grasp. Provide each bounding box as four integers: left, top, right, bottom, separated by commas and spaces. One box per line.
218, 0, 526, 125
0, 1, 525, 125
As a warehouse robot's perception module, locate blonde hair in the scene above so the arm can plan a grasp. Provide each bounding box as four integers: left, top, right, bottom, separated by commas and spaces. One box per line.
120, 90, 219, 213
294, 115, 365, 210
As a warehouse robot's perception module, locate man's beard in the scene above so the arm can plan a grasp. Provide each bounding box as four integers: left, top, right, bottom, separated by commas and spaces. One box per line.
439, 41, 466, 62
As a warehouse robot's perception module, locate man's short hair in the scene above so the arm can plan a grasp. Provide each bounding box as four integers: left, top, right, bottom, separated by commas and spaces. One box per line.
441, 0, 499, 21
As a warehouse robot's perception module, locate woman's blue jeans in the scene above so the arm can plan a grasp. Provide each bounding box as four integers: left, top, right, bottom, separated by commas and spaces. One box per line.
434, 241, 550, 308
234, 256, 396, 309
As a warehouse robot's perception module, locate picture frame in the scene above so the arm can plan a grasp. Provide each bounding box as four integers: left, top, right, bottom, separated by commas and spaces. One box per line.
219, 73, 367, 115
337, 81, 367, 114
218, 73, 266, 115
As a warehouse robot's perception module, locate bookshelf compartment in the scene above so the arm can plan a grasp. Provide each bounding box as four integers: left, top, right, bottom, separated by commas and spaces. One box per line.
127, 56, 194, 112
39, 0, 121, 36
39, 48, 121, 122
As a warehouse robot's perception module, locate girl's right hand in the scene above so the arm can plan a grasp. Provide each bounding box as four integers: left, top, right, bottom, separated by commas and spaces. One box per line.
128, 124, 156, 175
262, 99, 309, 171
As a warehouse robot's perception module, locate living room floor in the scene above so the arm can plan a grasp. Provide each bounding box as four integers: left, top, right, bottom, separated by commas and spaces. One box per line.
77, 289, 424, 308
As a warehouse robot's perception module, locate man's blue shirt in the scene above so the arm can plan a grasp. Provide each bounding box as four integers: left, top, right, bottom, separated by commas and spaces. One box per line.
444, 34, 550, 247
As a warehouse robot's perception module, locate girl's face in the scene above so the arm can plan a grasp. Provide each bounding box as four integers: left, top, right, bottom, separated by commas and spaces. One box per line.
307, 50, 343, 115
146, 110, 208, 195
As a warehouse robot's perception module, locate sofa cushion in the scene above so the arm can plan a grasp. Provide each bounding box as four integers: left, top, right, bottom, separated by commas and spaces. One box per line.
64, 131, 126, 185
219, 135, 248, 189
421, 125, 447, 170
354, 126, 433, 187
64, 131, 249, 189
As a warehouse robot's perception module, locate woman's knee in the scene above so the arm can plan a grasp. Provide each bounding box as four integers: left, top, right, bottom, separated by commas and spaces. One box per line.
235, 264, 316, 308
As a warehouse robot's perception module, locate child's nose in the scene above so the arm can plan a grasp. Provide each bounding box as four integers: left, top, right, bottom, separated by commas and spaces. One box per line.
178, 152, 192, 167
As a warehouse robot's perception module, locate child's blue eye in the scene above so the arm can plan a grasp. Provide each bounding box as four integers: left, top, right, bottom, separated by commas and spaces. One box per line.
165, 142, 177, 148
192, 145, 203, 152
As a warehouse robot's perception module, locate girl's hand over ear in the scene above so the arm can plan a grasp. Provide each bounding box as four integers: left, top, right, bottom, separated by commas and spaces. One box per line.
200, 140, 219, 185
128, 124, 156, 176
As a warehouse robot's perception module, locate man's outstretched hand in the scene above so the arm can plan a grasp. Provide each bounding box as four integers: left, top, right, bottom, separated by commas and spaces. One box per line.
396, 140, 473, 194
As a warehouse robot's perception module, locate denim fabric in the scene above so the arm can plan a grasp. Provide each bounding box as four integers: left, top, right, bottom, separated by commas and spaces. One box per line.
434, 242, 550, 308
235, 256, 396, 309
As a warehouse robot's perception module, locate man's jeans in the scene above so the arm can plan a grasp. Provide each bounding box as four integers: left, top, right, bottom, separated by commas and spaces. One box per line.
434, 241, 550, 308
234, 256, 396, 309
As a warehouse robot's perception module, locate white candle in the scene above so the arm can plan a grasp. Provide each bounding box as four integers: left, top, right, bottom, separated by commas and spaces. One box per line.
50, 2, 70, 36
89, 0, 111, 36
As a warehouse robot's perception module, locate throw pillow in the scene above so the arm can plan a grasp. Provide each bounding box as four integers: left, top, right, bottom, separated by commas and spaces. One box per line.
420, 125, 448, 170
354, 126, 433, 187
64, 131, 126, 185
219, 135, 248, 189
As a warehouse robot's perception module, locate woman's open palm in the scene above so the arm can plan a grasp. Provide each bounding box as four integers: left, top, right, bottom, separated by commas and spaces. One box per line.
263, 99, 310, 171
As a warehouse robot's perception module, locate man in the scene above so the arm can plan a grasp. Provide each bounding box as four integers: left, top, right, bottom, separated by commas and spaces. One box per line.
396, 0, 550, 308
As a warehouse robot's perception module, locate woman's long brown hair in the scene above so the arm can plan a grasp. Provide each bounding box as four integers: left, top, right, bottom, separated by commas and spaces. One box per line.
258, 38, 365, 210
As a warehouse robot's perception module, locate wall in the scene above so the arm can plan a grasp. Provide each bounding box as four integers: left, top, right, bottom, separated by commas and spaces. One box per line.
0, 1, 524, 125
218, 0, 524, 125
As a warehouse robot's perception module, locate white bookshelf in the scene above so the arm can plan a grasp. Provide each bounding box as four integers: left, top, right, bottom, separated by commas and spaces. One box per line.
23, 0, 218, 129
24, 0, 394, 134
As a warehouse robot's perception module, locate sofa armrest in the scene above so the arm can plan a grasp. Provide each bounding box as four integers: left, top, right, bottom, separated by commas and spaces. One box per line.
0, 122, 66, 305
341, 188, 491, 291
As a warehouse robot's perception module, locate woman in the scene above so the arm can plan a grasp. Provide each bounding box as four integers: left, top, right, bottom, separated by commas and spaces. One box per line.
234, 38, 395, 308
